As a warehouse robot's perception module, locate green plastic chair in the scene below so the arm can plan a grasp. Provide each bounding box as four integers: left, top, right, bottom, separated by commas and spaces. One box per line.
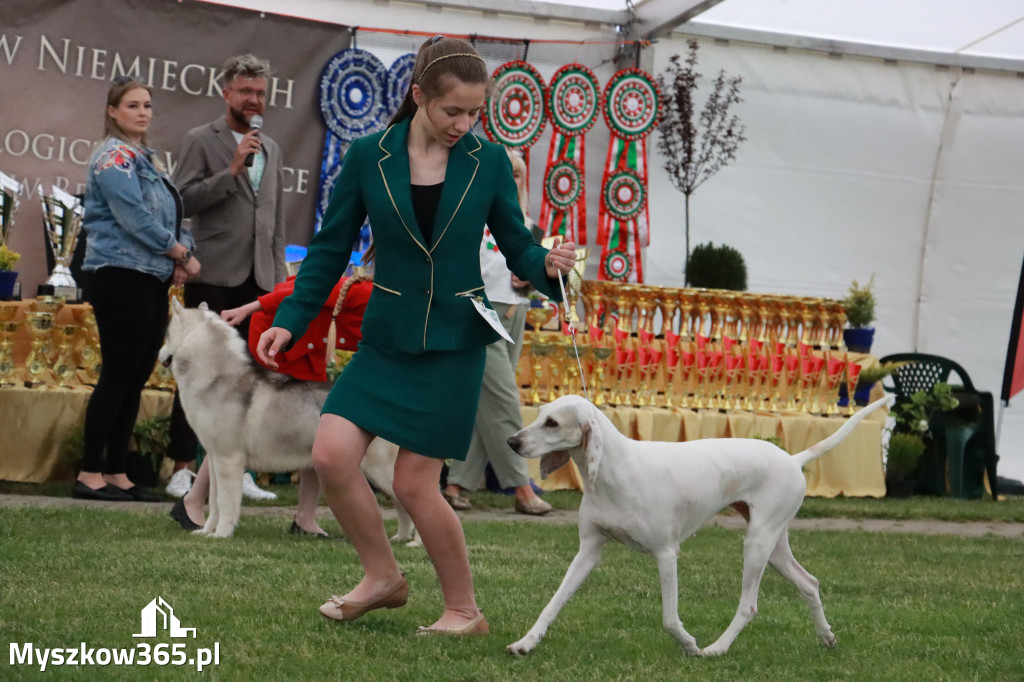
879, 353, 998, 499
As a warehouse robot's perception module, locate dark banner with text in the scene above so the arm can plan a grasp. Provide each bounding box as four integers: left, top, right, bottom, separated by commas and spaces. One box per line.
0, 0, 348, 295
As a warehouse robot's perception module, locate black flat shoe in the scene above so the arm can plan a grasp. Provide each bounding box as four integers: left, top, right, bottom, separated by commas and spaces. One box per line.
72, 481, 132, 502
288, 521, 331, 539
122, 486, 162, 503
169, 497, 203, 531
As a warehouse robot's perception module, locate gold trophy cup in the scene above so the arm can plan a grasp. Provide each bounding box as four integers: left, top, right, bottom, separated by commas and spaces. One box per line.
526, 303, 556, 342
52, 324, 79, 386
0, 303, 18, 387
72, 306, 101, 384
24, 311, 55, 387
529, 341, 554, 406
590, 345, 613, 406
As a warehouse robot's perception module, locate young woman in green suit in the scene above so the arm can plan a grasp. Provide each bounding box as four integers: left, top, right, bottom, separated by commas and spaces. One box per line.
257, 36, 578, 635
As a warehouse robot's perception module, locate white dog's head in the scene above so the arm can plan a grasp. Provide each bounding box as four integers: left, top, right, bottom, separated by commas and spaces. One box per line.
507, 395, 604, 492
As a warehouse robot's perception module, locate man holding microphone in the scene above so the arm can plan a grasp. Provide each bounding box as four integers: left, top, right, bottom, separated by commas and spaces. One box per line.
166, 54, 288, 504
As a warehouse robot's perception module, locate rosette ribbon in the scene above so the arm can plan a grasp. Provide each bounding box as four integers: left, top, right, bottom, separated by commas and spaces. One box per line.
482, 61, 547, 169
597, 68, 661, 282
316, 48, 393, 251
538, 64, 600, 244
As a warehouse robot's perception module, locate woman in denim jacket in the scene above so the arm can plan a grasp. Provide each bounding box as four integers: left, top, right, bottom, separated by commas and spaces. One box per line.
75, 77, 201, 502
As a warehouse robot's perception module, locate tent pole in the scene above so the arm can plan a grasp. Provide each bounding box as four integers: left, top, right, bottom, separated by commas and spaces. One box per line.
912, 71, 964, 350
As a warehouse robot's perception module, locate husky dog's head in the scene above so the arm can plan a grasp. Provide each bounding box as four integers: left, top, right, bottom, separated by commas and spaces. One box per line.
158, 299, 250, 372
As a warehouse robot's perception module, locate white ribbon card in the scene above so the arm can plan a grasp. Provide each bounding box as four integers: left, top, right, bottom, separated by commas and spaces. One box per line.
469, 297, 515, 344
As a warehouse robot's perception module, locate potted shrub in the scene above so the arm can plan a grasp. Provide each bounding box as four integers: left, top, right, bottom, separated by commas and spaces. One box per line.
685, 242, 748, 291
842, 275, 876, 352
127, 415, 171, 487
840, 360, 905, 407
0, 243, 20, 299
885, 432, 926, 497
891, 382, 960, 496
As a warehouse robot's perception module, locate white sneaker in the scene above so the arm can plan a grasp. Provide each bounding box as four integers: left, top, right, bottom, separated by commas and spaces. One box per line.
242, 473, 278, 501
165, 469, 195, 498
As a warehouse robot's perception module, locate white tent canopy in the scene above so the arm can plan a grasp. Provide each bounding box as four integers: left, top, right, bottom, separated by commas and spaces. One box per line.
210, 0, 1024, 483
543, 0, 1024, 66
661, 0, 1023, 63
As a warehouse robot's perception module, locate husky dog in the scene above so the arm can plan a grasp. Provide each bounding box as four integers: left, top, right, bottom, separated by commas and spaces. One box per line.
158, 299, 419, 543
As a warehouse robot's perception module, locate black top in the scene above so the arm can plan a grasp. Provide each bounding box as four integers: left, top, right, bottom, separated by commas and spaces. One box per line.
410, 182, 444, 246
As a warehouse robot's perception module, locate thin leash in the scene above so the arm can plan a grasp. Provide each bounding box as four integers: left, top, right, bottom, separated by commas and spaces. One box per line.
555, 267, 590, 403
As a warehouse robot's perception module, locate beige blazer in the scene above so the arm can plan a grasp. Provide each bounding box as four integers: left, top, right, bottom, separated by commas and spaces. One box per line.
173, 115, 287, 290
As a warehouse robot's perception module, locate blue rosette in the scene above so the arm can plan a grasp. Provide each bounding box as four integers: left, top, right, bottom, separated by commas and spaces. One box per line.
386, 53, 417, 119
316, 48, 389, 238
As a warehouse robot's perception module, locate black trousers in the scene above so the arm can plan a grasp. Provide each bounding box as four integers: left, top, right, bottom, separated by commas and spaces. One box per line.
167, 271, 266, 462
81, 267, 170, 475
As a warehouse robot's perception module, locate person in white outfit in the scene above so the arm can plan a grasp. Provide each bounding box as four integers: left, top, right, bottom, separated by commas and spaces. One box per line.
443, 148, 552, 516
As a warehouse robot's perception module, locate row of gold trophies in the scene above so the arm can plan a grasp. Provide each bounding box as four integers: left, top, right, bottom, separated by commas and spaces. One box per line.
0, 297, 100, 388
516, 280, 866, 415
0, 296, 176, 390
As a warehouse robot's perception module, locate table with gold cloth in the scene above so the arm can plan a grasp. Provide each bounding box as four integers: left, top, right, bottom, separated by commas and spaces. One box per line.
0, 385, 172, 483
521, 402, 888, 498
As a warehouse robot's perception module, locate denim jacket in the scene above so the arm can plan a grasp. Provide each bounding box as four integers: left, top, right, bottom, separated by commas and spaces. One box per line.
83, 137, 191, 280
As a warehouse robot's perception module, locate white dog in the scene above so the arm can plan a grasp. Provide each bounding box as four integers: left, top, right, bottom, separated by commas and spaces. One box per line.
505, 393, 894, 657
159, 299, 419, 544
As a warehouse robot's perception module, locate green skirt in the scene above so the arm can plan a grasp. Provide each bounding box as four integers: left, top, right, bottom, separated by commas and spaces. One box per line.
324, 340, 486, 460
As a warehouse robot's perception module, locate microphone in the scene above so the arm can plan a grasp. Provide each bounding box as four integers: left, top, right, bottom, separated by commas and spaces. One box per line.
244, 114, 263, 168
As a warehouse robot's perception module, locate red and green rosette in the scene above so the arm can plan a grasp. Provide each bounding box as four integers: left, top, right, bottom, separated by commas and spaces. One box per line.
538, 63, 601, 245
597, 68, 661, 282
482, 61, 547, 154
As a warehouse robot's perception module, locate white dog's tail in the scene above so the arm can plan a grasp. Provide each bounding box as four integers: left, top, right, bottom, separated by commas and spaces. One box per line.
792, 394, 896, 468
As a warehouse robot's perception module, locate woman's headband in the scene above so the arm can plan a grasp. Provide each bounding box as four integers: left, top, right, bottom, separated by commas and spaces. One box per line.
417, 52, 487, 84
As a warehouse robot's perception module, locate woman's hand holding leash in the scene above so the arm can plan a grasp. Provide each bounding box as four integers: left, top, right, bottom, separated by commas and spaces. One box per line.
544, 238, 577, 278
256, 326, 292, 370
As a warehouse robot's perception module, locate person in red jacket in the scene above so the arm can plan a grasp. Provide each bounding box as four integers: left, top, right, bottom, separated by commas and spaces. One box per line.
236, 274, 372, 378
170, 274, 372, 535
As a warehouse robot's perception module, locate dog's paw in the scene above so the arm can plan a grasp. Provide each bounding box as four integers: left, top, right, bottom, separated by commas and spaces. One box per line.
821, 632, 837, 649
507, 638, 536, 657
680, 638, 701, 657
699, 644, 727, 657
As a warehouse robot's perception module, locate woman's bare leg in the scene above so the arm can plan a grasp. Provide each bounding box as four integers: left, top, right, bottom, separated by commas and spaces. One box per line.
312, 414, 402, 601
181, 458, 210, 526
392, 449, 480, 629
293, 468, 327, 535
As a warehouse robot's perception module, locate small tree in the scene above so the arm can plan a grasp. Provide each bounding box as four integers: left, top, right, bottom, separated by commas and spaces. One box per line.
686, 242, 747, 291
657, 40, 747, 284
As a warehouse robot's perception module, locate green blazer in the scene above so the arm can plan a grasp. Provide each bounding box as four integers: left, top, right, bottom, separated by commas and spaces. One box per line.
275, 118, 561, 354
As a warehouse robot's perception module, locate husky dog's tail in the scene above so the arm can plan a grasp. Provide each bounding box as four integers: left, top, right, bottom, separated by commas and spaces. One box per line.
792, 394, 895, 468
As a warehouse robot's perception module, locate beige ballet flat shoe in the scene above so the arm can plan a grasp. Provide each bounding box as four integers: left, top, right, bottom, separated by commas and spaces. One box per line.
319, 574, 408, 622
416, 611, 489, 636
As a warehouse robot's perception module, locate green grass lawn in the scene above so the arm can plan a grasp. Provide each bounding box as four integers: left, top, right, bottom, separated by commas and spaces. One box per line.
1, 504, 1021, 681
4, 478, 1024, 523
